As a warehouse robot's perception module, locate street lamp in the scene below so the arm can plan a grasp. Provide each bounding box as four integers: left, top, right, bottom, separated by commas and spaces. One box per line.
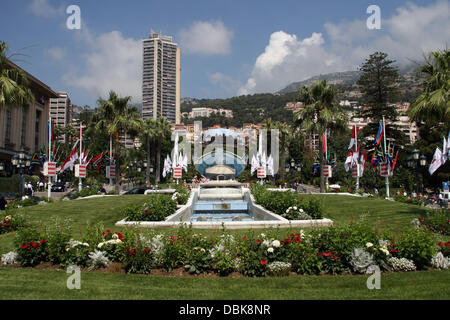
12, 147, 29, 196
407, 150, 427, 194
0, 162, 4, 172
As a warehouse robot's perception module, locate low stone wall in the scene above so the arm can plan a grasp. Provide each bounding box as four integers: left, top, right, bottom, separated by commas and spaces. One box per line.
115, 187, 334, 229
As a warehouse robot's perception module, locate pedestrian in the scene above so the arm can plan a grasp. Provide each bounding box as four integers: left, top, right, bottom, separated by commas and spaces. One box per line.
0, 196, 7, 210
27, 182, 33, 196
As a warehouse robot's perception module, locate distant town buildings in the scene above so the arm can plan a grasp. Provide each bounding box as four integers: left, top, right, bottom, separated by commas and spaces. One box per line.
186, 107, 233, 119
49, 92, 73, 143
142, 32, 181, 124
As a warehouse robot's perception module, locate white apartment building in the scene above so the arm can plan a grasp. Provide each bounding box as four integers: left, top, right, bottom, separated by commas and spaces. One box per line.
142, 32, 181, 124
49, 92, 72, 143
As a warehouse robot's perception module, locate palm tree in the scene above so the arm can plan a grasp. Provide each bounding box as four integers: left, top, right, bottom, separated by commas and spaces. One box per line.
139, 118, 157, 186
294, 80, 347, 193
154, 117, 172, 184
275, 121, 291, 182
408, 49, 449, 125
0, 41, 34, 109
95, 90, 142, 193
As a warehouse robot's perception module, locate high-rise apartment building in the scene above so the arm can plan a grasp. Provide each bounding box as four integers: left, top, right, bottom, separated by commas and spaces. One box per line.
142, 32, 180, 124
49, 92, 72, 143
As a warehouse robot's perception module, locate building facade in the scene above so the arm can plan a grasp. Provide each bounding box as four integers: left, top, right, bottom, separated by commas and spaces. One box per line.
142, 32, 181, 124
188, 107, 233, 119
49, 92, 72, 143
0, 59, 57, 175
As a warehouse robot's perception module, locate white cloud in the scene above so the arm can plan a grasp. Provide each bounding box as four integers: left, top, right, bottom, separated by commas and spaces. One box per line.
179, 21, 233, 55
238, 31, 347, 95
63, 30, 142, 102
46, 47, 67, 60
239, 0, 450, 95
208, 72, 242, 96
28, 0, 64, 18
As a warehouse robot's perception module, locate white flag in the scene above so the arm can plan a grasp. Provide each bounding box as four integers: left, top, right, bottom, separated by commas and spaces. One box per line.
250, 155, 259, 175
344, 152, 353, 172
267, 155, 274, 176
429, 147, 443, 175
443, 136, 448, 164
162, 155, 172, 178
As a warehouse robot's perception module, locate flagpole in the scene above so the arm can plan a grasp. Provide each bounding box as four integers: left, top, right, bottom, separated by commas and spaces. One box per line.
355, 125, 359, 192
78, 122, 82, 192
325, 129, 329, 192
383, 116, 390, 198
48, 116, 52, 199
109, 136, 113, 188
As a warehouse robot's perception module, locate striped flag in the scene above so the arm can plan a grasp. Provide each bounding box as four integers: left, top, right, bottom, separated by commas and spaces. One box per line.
375, 121, 383, 146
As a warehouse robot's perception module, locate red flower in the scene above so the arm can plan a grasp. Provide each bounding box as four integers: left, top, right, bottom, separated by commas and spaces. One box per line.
31, 242, 39, 249
295, 233, 300, 238
169, 236, 175, 240
418, 217, 424, 222
438, 242, 444, 247
343, 234, 348, 237
256, 239, 261, 243
446, 242, 450, 246
260, 260, 267, 265
284, 238, 291, 243
169, 240, 174, 245
332, 255, 338, 260
441, 228, 446, 232
242, 237, 247, 240
21, 243, 29, 249
317, 253, 322, 257
290, 233, 294, 238
102, 232, 106, 237
40, 239, 46, 244
116, 233, 123, 240
106, 229, 111, 233
126, 247, 130, 251
391, 249, 398, 253
323, 252, 331, 257
144, 249, 152, 253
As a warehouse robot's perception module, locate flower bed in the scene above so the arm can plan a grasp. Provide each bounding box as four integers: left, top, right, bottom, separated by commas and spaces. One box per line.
412, 210, 449, 235
251, 184, 324, 219
122, 194, 177, 221
2, 222, 449, 276
0, 212, 26, 234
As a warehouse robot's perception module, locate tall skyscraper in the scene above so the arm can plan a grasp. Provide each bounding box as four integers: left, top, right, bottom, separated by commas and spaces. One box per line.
49, 92, 72, 143
142, 32, 181, 124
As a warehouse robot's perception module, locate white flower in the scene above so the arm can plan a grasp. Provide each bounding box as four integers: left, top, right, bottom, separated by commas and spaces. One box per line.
155, 234, 163, 240
112, 233, 119, 240
272, 240, 281, 248
293, 206, 297, 211
366, 242, 373, 248
299, 209, 304, 213
1, 251, 18, 265
4, 215, 11, 221
97, 242, 104, 249
262, 240, 270, 247
267, 247, 274, 253
260, 233, 266, 238
286, 208, 290, 213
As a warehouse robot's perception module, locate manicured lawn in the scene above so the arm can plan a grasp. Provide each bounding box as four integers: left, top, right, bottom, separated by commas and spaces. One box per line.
313, 195, 430, 230
0, 267, 448, 300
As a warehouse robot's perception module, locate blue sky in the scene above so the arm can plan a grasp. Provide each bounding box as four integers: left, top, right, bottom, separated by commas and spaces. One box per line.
0, 0, 448, 108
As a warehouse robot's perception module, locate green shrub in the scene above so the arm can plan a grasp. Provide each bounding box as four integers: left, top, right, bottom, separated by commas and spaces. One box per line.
0, 211, 26, 234
14, 225, 48, 267
45, 219, 73, 266
419, 210, 450, 235
250, 185, 324, 219
123, 241, 155, 274
395, 227, 438, 269
8, 198, 37, 209
288, 241, 321, 275
124, 195, 177, 221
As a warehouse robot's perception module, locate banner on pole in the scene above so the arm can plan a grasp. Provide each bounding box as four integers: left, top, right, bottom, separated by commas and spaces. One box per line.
352, 164, 361, 178
106, 166, 116, 179
323, 165, 332, 178
173, 167, 182, 179
257, 167, 266, 179
380, 162, 392, 177
75, 164, 87, 178
44, 162, 57, 177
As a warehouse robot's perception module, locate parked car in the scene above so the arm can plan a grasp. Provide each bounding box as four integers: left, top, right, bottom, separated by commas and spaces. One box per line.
51, 182, 66, 192
123, 187, 149, 195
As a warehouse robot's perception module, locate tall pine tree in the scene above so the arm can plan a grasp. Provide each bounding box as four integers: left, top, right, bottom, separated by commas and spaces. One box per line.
357, 52, 407, 147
